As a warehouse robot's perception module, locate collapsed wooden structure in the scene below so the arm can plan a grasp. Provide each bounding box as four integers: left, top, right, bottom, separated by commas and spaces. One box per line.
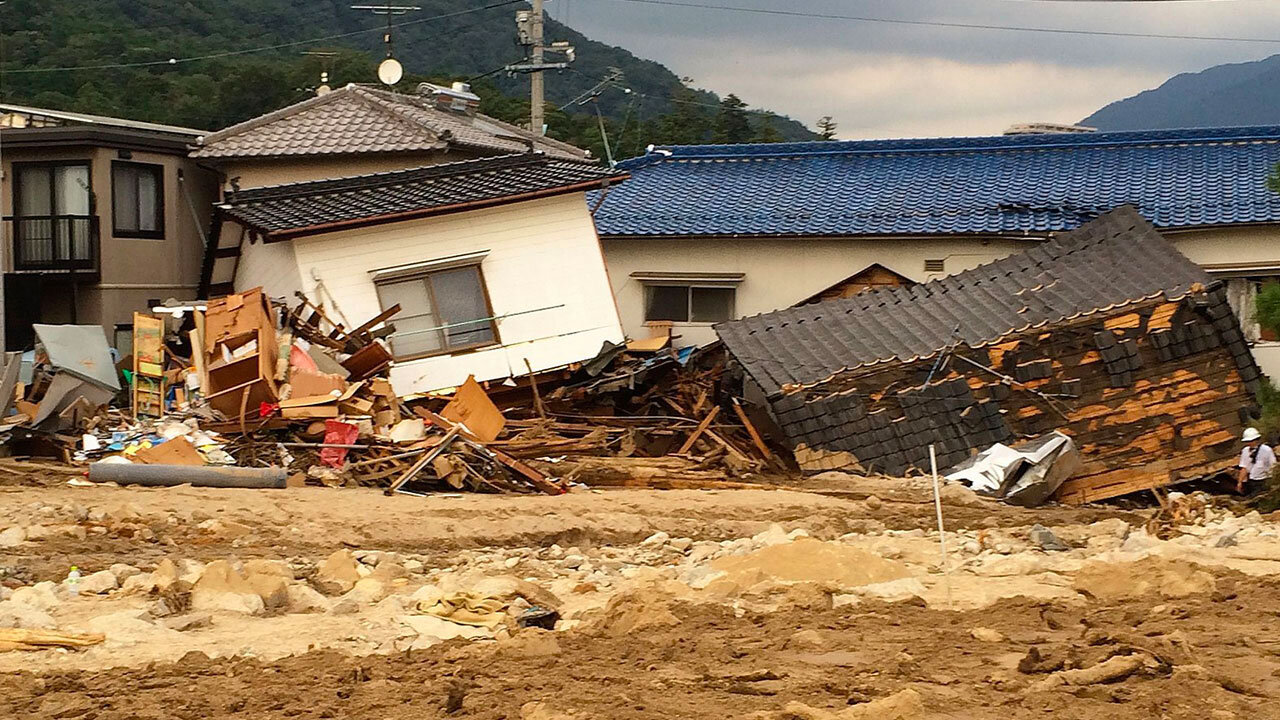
716, 207, 1264, 503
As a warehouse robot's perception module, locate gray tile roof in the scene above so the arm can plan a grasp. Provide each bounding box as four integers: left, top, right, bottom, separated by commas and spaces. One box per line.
192, 85, 586, 160
218, 152, 626, 238
715, 206, 1217, 397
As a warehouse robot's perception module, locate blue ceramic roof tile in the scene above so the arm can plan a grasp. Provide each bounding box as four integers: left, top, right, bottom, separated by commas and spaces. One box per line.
592, 126, 1280, 237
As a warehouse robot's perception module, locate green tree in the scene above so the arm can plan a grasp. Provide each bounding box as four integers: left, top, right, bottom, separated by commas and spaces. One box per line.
653, 87, 711, 145
817, 115, 838, 140
712, 93, 751, 144
750, 113, 784, 143
1259, 282, 1280, 339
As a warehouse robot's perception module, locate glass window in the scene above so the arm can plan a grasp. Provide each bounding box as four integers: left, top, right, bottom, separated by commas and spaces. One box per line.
691, 287, 735, 322
112, 162, 164, 237
644, 285, 736, 323
377, 265, 496, 359
645, 286, 689, 322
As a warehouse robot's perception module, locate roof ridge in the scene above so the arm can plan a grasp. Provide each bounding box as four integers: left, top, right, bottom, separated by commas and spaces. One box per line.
224, 152, 547, 204
197, 85, 357, 146
631, 125, 1280, 164
347, 86, 445, 144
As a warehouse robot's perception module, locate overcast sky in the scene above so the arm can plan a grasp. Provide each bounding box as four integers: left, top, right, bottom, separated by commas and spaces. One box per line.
552, 0, 1280, 139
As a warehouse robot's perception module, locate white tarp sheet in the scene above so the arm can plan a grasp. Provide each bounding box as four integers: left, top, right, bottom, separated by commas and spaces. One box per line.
945, 431, 1080, 507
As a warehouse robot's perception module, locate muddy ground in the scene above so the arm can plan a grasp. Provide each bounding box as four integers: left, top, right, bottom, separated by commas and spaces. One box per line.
1, 472, 1278, 719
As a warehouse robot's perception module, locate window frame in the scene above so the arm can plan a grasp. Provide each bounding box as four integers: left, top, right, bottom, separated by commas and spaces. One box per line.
374, 263, 500, 361
12, 160, 93, 217
643, 283, 737, 324
110, 160, 165, 239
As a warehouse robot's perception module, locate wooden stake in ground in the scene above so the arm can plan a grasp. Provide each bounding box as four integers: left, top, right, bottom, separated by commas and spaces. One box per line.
929, 444, 953, 610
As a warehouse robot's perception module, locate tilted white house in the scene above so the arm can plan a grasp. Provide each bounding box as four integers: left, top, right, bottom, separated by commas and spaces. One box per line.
208, 152, 628, 394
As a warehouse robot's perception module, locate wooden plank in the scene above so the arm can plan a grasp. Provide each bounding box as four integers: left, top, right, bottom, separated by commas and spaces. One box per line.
677, 406, 721, 454
732, 398, 773, 459
131, 313, 166, 418
440, 375, 506, 443
386, 427, 460, 494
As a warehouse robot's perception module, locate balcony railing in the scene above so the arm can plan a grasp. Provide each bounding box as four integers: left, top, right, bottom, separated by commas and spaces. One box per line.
5, 215, 99, 273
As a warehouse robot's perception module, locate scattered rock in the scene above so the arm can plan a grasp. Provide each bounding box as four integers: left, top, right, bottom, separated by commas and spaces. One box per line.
669, 537, 693, 553
190, 560, 265, 615
0, 527, 26, 548
245, 572, 290, 611
109, 563, 143, 583
969, 627, 1005, 643
342, 577, 389, 605
788, 629, 827, 649
757, 689, 924, 719
864, 495, 883, 511
329, 598, 359, 615
561, 555, 586, 569
1029, 524, 1069, 552
119, 573, 157, 596
0, 600, 56, 629
10, 582, 59, 611
150, 558, 184, 593
640, 531, 671, 547
940, 483, 982, 507
163, 613, 213, 632
242, 559, 292, 579
314, 550, 361, 595
285, 583, 330, 614
78, 570, 119, 595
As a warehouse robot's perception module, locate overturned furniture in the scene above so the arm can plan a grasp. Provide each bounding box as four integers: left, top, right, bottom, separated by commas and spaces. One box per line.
716, 207, 1264, 504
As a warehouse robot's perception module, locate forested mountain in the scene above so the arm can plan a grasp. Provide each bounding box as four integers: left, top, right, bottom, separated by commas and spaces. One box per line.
0, 0, 818, 159
1082, 54, 1280, 131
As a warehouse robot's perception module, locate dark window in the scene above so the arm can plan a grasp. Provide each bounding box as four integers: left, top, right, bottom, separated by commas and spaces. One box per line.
111, 161, 164, 238
12, 162, 94, 267
376, 265, 497, 359
1257, 278, 1280, 342
644, 285, 736, 323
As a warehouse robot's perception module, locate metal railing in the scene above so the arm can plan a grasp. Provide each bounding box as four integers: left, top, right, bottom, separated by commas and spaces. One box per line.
6, 215, 99, 272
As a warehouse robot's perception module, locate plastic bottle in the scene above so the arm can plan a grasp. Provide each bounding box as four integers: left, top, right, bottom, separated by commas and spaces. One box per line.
66, 566, 81, 597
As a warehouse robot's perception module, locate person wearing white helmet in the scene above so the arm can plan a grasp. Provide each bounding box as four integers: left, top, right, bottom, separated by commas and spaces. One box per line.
1237, 427, 1276, 495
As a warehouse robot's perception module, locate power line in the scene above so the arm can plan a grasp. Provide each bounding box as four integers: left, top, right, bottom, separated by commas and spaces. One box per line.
605, 0, 1280, 44
1, 0, 524, 75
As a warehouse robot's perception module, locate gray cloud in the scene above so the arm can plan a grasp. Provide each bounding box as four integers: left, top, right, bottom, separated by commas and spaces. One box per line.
551, 0, 1280, 137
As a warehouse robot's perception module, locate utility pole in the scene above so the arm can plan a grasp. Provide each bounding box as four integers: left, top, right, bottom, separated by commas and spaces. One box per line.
511, 2, 573, 136
530, 0, 545, 135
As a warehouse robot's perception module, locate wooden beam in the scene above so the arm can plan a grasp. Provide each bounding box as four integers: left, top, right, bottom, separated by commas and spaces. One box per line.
678, 406, 721, 455
731, 398, 772, 459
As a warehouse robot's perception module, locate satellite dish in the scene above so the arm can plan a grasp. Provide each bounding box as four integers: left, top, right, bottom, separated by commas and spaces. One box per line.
377, 57, 403, 86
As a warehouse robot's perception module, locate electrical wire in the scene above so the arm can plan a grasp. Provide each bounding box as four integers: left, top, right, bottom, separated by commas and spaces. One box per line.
605, 0, 1280, 44
1, 0, 525, 75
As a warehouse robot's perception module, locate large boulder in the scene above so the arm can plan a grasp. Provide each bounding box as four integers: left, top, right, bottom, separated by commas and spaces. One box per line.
190, 560, 265, 615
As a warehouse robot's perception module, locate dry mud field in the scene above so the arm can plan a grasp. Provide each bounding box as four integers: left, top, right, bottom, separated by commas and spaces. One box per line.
1, 472, 1279, 719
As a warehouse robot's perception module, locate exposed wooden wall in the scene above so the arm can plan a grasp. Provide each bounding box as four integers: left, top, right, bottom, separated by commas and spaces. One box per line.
775, 291, 1259, 503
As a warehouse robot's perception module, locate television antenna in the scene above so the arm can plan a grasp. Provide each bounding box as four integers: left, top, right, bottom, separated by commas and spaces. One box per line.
302, 50, 338, 95
350, 4, 421, 86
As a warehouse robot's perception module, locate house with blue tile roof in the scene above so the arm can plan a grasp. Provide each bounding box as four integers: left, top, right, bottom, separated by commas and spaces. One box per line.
590, 126, 1280, 379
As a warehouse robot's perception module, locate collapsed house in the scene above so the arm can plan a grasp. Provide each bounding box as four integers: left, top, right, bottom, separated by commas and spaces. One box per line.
715, 207, 1265, 503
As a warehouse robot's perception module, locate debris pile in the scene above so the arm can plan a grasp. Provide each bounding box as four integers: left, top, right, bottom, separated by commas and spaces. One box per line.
0, 287, 786, 495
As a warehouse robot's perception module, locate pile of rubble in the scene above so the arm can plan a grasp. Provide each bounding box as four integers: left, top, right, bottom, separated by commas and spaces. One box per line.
0, 287, 785, 495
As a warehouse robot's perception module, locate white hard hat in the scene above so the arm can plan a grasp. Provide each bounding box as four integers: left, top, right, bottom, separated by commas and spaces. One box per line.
1243, 427, 1262, 442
